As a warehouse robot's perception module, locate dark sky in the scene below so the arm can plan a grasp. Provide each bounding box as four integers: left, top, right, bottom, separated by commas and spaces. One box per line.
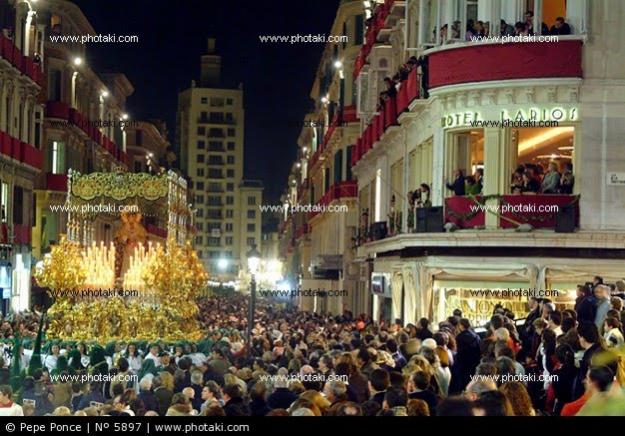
70, 0, 340, 204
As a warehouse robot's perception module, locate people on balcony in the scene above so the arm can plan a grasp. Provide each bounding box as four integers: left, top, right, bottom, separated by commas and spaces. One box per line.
560, 164, 574, 194
383, 77, 397, 98
515, 22, 529, 36
446, 170, 466, 196
540, 162, 561, 194
451, 21, 461, 39
465, 176, 480, 196
520, 170, 540, 194
416, 183, 432, 208
500, 19, 515, 36
550, 17, 572, 35
525, 11, 534, 35
465, 19, 477, 40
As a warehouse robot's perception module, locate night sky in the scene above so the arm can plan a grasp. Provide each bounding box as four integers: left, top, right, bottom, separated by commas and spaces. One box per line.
70, 0, 340, 205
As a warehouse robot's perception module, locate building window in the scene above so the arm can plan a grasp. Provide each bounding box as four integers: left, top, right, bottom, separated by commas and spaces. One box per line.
226, 196, 234, 205
210, 97, 224, 107
197, 154, 205, 163
207, 196, 221, 206
195, 236, 203, 245
208, 141, 223, 151
227, 128, 235, 136
226, 209, 233, 218
247, 196, 256, 206
226, 183, 234, 191
197, 126, 205, 135
196, 181, 204, 190
195, 195, 204, 204
247, 237, 256, 246
247, 224, 255, 232
209, 128, 224, 137
197, 250, 203, 258
198, 140, 205, 149
196, 208, 204, 218
197, 168, 204, 177
225, 223, 233, 232
227, 155, 235, 164
208, 237, 220, 247
225, 113, 233, 122
247, 210, 256, 219
226, 169, 234, 178
226, 98, 233, 105
50, 140, 65, 174
201, 97, 208, 104
196, 222, 203, 231
227, 141, 235, 150
208, 169, 223, 178
225, 236, 233, 245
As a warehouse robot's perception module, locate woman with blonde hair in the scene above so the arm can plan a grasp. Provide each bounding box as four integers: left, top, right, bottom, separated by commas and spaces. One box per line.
159, 371, 174, 392
300, 389, 331, 415
499, 381, 536, 416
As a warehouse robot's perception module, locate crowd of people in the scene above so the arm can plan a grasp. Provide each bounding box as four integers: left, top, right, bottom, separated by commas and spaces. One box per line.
511, 161, 574, 195
0, 277, 624, 417
442, 160, 573, 198
429, 11, 572, 45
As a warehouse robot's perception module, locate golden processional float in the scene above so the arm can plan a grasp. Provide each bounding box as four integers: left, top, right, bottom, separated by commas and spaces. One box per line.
34, 169, 208, 343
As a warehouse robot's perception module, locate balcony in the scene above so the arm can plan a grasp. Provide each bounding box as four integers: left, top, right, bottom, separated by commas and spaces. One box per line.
0, 35, 43, 86
46, 173, 68, 192
352, 68, 421, 167
13, 223, 31, 245
0, 131, 43, 170
445, 195, 580, 230
310, 180, 357, 219
427, 39, 583, 90
45, 101, 127, 168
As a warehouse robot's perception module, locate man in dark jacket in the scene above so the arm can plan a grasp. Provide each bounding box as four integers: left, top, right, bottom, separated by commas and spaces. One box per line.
446, 170, 466, 196
266, 368, 297, 410
575, 284, 597, 325
451, 318, 481, 394
137, 378, 159, 413
153, 376, 173, 417
573, 323, 602, 400
222, 384, 251, 416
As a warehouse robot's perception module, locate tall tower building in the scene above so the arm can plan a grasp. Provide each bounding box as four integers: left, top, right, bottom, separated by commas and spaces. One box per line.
177, 39, 261, 280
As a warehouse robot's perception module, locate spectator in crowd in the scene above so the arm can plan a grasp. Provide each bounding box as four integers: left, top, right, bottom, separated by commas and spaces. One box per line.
594, 285, 612, 332
446, 170, 466, 196
500, 19, 515, 36
550, 17, 571, 35
520, 170, 540, 194
540, 162, 561, 194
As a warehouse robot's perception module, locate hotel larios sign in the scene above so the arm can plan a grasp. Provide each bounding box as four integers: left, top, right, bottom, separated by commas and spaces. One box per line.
608, 173, 625, 186
441, 107, 579, 128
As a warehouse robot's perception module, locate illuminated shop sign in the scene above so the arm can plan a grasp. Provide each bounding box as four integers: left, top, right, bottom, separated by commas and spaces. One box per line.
441, 107, 579, 128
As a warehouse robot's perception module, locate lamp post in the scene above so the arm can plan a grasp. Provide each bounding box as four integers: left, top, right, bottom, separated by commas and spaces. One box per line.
246, 245, 261, 356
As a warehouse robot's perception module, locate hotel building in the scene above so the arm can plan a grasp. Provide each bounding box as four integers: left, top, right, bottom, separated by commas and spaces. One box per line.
282, 0, 625, 327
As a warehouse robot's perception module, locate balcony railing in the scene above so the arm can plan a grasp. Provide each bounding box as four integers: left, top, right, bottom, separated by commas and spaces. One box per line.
309, 180, 357, 219
0, 35, 44, 86
45, 101, 130, 167
427, 39, 583, 90
354, 1, 394, 77
444, 195, 580, 230
352, 68, 421, 167
46, 173, 68, 192
0, 131, 43, 170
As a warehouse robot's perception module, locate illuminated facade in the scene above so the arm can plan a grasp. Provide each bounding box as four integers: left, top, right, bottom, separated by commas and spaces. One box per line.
347, 0, 625, 326
279, 0, 365, 315
0, 0, 45, 313
177, 39, 263, 280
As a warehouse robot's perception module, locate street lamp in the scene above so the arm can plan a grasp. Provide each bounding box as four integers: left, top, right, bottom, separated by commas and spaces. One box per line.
246, 244, 261, 354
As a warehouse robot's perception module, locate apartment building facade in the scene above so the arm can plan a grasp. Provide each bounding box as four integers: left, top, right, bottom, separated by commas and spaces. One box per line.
177, 39, 262, 281
0, 0, 45, 313
279, 0, 365, 315
348, 0, 625, 327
